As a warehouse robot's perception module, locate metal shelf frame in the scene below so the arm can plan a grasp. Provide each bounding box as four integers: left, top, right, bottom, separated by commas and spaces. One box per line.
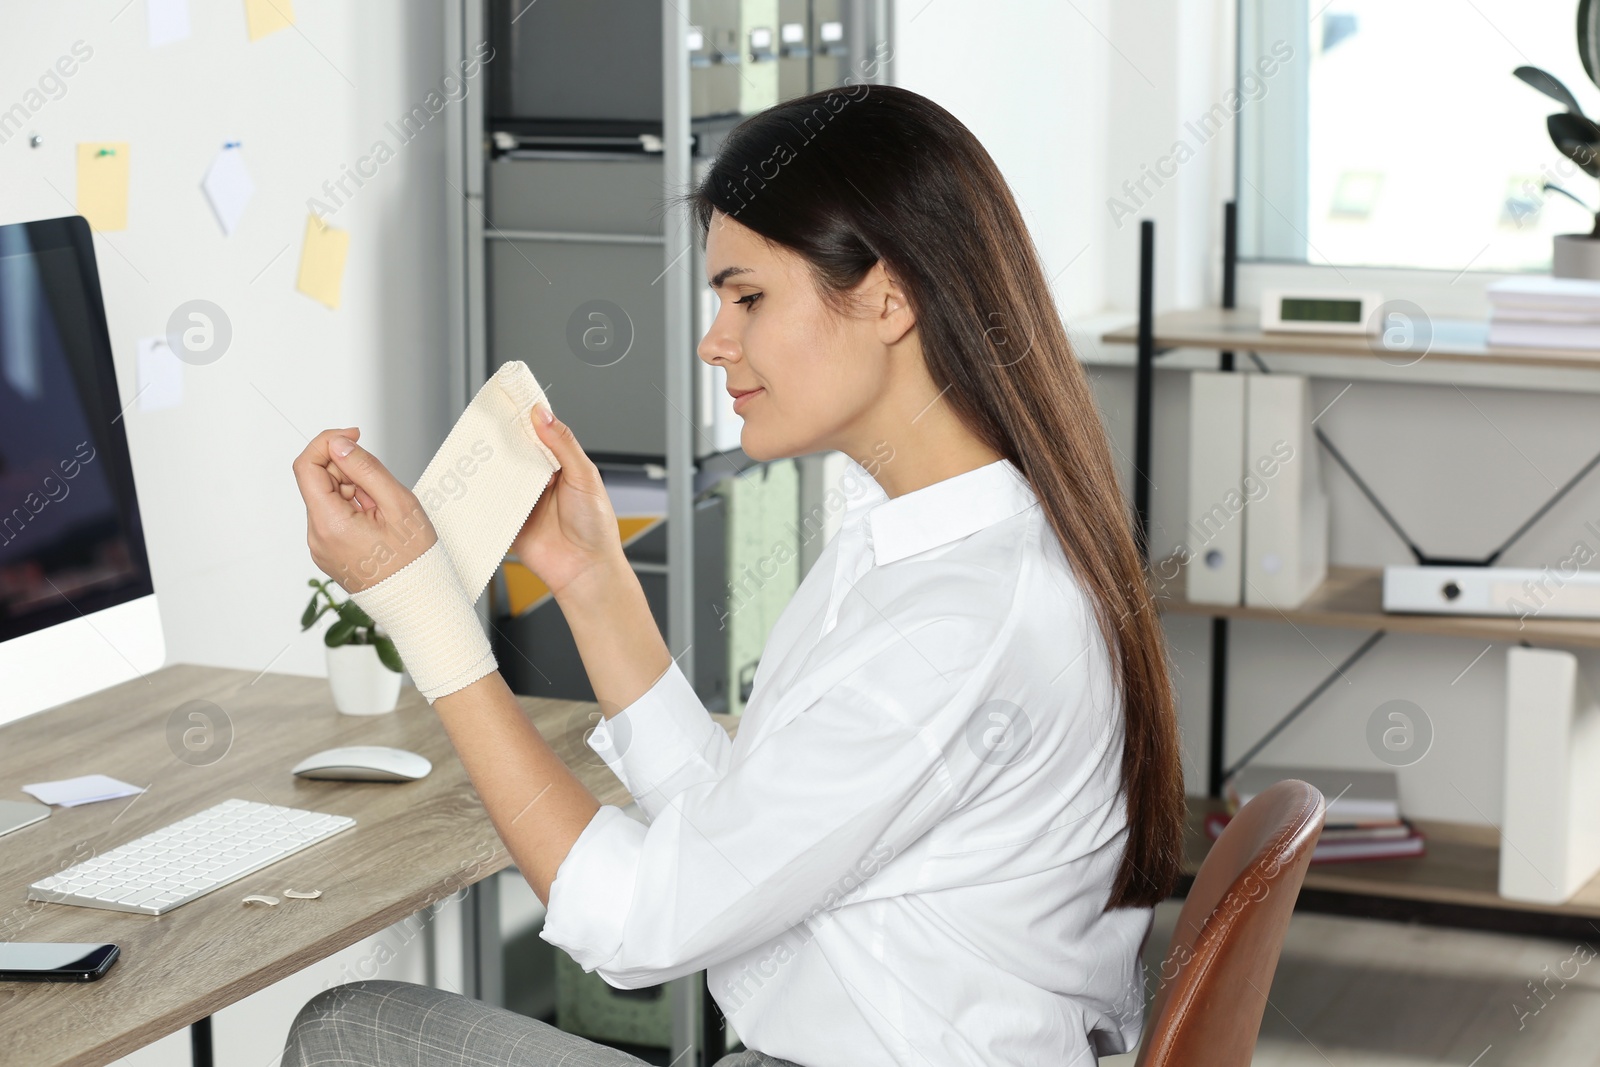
442, 3, 894, 1060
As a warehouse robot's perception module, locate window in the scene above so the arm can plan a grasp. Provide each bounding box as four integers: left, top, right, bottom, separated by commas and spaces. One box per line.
1237, 0, 1590, 273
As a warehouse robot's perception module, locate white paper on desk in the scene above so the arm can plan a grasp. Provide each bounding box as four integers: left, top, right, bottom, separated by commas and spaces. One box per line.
137, 336, 183, 411
202, 147, 254, 236
22, 774, 146, 808
147, 0, 192, 47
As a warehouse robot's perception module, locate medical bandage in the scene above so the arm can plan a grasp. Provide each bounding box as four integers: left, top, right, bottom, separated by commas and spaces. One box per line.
413, 360, 561, 603
350, 361, 561, 702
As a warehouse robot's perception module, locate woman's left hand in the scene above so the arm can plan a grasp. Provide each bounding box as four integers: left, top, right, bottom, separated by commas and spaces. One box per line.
292, 428, 437, 594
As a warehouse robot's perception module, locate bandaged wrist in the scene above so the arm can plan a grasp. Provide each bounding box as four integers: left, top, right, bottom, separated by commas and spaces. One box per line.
349, 542, 496, 703
414, 361, 561, 604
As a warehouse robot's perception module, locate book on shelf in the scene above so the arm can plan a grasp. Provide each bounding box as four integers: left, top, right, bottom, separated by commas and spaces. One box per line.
1485, 276, 1600, 351
1486, 321, 1600, 350
1486, 275, 1600, 311
1204, 812, 1427, 864
1225, 764, 1401, 825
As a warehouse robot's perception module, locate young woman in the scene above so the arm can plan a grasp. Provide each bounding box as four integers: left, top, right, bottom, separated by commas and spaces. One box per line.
283, 83, 1183, 1067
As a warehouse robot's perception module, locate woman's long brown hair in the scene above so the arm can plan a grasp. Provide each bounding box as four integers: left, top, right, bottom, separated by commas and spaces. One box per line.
688, 84, 1184, 908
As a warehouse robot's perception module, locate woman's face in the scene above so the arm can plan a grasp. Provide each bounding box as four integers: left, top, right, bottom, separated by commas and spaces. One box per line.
699, 210, 898, 462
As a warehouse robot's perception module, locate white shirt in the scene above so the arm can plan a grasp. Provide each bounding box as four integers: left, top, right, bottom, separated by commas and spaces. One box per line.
540, 455, 1152, 1066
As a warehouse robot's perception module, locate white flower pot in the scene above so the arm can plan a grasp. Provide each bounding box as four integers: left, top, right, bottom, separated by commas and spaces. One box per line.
325, 643, 403, 716
1553, 234, 1600, 280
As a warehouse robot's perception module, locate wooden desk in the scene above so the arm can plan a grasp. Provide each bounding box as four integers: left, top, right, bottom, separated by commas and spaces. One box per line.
0, 664, 737, 1067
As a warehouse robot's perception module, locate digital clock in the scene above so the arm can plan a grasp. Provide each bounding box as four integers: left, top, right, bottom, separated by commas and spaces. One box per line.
1259, 289, 1383, 335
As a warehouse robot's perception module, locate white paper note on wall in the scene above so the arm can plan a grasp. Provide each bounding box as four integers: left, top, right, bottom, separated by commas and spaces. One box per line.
202, 147, 254, 235
148, 0, 192, 47
137, 336, 183, 411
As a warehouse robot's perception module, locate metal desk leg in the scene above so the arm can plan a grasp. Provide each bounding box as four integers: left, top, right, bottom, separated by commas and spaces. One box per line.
703, 971, 726, 1060
462, 875, 504, 1007
1133, 220, 1156, 558
671, 974, 703, 1066
1208, 617, 1228, 798
190, 1015, 212, 1067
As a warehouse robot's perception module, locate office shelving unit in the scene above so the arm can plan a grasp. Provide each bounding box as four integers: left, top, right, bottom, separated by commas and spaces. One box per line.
1109, 210, 1600, 940
443, 2, 891, 1063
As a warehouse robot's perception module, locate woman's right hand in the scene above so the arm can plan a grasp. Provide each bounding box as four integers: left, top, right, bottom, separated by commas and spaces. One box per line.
512, 402, 627, 600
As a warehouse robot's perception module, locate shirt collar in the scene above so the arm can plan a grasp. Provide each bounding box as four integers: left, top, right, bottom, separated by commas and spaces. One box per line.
839, 455, 1038, 566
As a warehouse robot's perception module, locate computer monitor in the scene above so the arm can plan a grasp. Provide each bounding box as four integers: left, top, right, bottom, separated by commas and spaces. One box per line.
0, 215, 164, 724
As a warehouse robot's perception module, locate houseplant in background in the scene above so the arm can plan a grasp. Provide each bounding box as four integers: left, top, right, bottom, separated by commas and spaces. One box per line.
1515, 0, 1600, 278
301, 578, 405, 715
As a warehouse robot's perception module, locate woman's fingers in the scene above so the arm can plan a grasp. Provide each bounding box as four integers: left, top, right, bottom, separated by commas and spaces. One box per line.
333, 479, 378, 511
326, 435, 413, 522
317, 436, 379, 513
293, 427, 435, 592
531, 403, 597, 487
292, 428, 362, 527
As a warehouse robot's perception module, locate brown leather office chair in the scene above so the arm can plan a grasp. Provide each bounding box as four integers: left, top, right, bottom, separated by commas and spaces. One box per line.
1133, 779, 1327, 1067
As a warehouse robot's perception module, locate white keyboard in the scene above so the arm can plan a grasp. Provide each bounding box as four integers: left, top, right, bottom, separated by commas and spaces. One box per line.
28, 798, 356, 915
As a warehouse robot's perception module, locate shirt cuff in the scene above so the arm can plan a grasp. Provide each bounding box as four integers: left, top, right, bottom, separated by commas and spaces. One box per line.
586, 658, 725, 818
538, 803, 647, 974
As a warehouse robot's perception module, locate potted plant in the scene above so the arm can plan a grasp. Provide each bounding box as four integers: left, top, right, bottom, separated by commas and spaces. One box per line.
301, 578, 405, 715
1515, 0, 1600, 277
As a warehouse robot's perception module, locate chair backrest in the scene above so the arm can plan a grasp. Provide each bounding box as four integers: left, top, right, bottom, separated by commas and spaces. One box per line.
1133, 779, 1326, 1067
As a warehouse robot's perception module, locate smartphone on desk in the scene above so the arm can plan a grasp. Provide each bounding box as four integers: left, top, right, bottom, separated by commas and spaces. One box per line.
0, 942, 120, 982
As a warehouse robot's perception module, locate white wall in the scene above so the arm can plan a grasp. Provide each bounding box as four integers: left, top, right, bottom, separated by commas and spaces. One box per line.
892, 0, 1113, 318
895, 0, 1234, 320
4, 5, 472, 1063
1, 2, 458, 681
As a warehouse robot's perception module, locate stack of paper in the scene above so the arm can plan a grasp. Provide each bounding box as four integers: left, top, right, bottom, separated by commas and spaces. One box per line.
1213, 764, 1426, 863
21, 775, 146, 808
1486, 276, 1600, 350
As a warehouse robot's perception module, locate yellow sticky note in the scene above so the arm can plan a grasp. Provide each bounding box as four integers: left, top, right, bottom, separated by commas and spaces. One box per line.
245, 0, 295, 41
296, 215, 349, 310
76, 143, 129, 232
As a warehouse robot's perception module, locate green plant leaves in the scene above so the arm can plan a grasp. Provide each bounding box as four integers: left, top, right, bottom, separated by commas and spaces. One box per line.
306, 576, 393, 663
324, 618, 357, 647
1583, 0, 1600, 94
1516, 65, 1585, 114
337, 600, 374, 629
374, 636, 404, 673
1550, 112, 1600, 178
300, 593, 322, 630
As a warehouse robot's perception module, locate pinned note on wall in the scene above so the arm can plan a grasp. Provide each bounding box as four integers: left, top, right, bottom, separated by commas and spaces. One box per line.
245, 0, 296, 41
202, 145, 254, 235
147, 0, 192, 47
136, 337, 184, 412
296, 215, 349, 310
76, 143, 130, 232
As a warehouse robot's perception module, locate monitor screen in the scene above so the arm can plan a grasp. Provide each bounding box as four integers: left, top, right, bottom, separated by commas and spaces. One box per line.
0, 217, 153, 645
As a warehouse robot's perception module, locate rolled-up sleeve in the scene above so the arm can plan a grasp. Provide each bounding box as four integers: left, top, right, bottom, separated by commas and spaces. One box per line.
586, 658, 733, 821
539, 623, 982, 989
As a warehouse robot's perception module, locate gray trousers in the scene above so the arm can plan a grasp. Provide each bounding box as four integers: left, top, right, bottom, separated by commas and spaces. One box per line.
280, 979, 802, 1067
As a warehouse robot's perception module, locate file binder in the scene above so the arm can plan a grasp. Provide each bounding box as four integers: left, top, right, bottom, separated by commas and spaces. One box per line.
1243, 374, 1328, 609
1383, 564, 1600, 619
1501, 647, 1600, 904
1185, 371, 1247, 605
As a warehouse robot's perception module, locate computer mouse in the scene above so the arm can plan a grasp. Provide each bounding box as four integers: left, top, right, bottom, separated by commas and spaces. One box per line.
291, 746, 433, 782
